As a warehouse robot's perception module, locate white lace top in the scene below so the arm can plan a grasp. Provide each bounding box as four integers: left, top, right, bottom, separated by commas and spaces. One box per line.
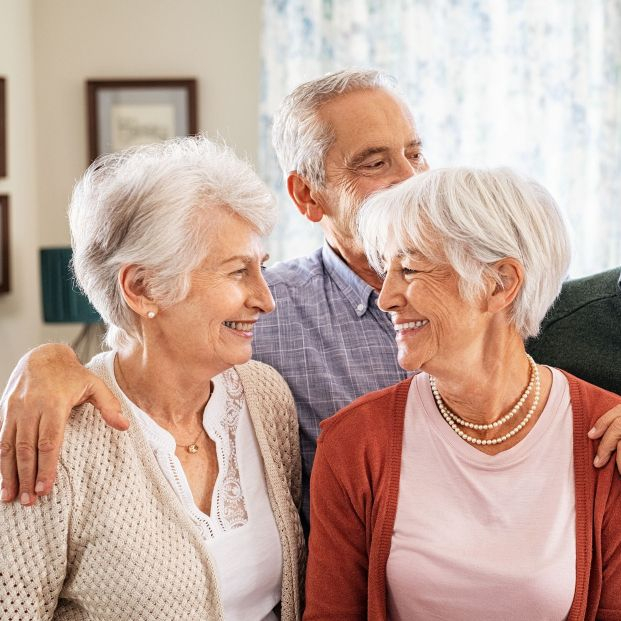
103, 352, 282, 621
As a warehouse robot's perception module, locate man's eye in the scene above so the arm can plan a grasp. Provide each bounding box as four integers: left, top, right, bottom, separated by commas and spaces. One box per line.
402, 267, 419, 279
407, 152, 424, 162
363, 160, 385, 169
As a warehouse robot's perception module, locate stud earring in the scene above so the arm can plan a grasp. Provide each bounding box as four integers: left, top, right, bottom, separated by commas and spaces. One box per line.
147, 311, 156, 319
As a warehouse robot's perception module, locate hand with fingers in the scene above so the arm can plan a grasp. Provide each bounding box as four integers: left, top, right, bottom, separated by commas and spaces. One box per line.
0, 343, 127, 506
589, 403, 621, 472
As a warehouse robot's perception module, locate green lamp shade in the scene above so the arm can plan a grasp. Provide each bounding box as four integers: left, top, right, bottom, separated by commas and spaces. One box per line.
40, 248, 101, 323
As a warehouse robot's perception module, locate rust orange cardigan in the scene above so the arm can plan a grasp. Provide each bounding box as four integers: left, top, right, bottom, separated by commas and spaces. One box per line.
305, 372, 621, 621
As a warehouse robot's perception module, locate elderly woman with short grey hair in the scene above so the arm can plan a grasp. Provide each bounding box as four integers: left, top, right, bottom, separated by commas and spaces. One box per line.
0, 136, 304, 620
305, 167, 621, 621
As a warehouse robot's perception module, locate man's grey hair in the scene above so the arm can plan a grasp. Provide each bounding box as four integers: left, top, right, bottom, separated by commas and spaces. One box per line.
272, 69, 402, 188
358, 167, 571, 339
70, 135, 277, 350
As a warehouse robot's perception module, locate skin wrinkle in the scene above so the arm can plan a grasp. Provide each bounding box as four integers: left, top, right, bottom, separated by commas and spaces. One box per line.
116, 211, 274, 426
112, 210, 275, 514
1, 79, 618, 520
344, 140, 424, 171
309, 88, 428, 290
380, 252, 553, 455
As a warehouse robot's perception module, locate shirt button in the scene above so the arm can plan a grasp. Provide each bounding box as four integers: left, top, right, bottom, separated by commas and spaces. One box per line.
356, 303, 365, 313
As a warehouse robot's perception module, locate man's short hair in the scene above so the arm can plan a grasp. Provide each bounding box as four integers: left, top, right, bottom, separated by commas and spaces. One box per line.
271, 69, 402, 188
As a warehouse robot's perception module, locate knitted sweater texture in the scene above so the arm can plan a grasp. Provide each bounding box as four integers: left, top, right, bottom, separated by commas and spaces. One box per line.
0, 356, 305, 621
305, 372, 621, 621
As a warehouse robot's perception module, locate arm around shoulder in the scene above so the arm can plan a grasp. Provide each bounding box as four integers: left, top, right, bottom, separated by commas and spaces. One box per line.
1, 343, 126, 505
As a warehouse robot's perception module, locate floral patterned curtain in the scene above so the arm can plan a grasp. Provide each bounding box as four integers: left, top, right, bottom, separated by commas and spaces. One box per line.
259, 0, 621, 277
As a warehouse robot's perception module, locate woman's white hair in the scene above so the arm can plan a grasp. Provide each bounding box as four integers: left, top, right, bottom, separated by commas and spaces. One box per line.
358, 167, 571, 339
271, 68, 402, 188
70, 135, 277, 349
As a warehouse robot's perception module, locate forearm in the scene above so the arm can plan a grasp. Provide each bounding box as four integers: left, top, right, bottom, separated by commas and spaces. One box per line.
1, 344, 79, 421
2, 343, 80, 399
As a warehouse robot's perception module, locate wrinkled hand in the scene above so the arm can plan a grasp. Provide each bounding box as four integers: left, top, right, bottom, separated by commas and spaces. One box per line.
588, 404, 621, 473
0, 344, 127, 506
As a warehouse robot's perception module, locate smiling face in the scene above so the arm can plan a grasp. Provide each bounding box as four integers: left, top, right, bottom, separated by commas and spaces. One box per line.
378, 252, 492, 375
314, 88, 428, 247
151, 209, 274, 377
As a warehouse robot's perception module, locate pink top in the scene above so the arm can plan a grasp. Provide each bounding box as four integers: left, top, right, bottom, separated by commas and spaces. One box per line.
386, 367, 576, 621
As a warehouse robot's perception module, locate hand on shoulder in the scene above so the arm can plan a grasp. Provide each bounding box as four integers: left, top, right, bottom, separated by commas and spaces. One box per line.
0, 343, 126, 506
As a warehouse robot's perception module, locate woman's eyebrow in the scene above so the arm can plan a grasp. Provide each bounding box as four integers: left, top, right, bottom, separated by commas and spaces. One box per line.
219, 253, 270, 267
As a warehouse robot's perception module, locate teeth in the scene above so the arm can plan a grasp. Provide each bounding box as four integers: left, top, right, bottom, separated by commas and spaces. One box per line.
223, 321, 254, 331
394, 320, 429, 331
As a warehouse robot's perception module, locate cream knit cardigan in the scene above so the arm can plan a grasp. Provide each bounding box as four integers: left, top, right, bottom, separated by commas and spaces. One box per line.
0, 356, 305, 620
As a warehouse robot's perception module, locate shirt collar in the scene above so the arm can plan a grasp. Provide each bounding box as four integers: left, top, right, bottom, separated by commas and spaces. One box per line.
322, 242, 376, 316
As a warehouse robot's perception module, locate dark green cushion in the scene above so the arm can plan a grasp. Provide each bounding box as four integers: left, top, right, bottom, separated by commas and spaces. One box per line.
40, 248, 101, 324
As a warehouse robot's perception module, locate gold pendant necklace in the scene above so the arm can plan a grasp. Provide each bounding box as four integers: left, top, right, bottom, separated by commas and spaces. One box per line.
114, 357, 207, 455
176, 428, 204, 454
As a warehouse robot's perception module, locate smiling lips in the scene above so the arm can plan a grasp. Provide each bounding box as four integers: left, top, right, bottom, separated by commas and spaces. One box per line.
223, 320, 256, 334
393, 319, 429, 332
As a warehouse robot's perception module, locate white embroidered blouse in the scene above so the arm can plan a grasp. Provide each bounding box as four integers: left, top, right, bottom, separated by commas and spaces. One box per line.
103, 352, 282, 621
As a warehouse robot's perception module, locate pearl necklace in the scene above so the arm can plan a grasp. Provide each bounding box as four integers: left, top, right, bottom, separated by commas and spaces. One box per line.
429, 355, 541, 446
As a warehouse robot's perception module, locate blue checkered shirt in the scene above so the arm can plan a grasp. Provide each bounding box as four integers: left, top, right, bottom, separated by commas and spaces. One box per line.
253, 243, 409, 530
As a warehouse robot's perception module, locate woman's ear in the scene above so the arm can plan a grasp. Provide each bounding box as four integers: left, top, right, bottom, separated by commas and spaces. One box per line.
487, 258, 524, 313
287, 172, 326, 223
118, 265, 157, 318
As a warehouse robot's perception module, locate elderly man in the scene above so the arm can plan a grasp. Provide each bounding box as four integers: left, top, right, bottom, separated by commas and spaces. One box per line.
2, 70, 621, 530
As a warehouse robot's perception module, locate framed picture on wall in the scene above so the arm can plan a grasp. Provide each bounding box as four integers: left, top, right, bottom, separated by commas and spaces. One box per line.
0, 77, 6, 178
87, 79, 198, 162
0, 195, 9, 294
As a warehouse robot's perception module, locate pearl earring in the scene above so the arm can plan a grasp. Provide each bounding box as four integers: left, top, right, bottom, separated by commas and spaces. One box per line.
147, 311, 156, 319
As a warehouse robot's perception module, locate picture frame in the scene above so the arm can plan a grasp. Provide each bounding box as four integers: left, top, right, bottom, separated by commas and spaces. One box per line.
87, 79, 198, 162
0, 195, 9, 294
0, 77, 6, 178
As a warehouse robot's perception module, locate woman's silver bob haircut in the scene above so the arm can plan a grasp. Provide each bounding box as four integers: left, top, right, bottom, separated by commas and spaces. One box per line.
70, 135, 277, 349
359, 167, 571, 339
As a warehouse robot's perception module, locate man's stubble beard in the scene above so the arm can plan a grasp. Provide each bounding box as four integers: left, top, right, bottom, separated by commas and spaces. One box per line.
331, 185, 366, 255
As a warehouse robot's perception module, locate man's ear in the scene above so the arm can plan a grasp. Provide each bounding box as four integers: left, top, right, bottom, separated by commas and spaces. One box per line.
287, 172, 325, 223
118, 265, 156, 318
487, 258, 524, 313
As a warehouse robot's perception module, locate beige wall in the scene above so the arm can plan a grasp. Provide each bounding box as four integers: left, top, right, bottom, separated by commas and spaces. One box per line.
0, 0, 263, 386
0, 0, 41, 386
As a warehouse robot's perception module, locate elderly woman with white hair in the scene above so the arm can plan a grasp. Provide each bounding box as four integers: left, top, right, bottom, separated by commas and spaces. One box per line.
0, 136, 304, 620
304, 168, 621, 621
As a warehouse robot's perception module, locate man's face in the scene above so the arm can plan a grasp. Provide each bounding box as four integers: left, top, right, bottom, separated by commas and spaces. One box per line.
316, 88, 429, 244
